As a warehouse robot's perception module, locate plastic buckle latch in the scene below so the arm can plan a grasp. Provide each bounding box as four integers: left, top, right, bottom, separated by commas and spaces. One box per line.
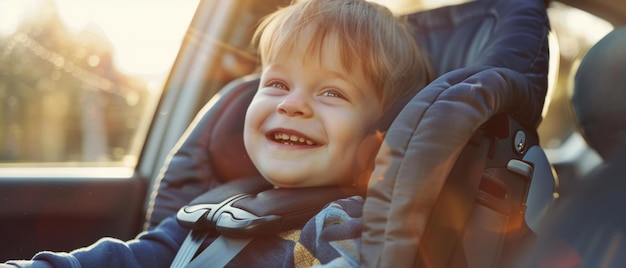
176, 194, 251, 230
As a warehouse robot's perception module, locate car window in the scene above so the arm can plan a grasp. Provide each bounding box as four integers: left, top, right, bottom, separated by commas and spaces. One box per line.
0, 0, 199, 168
538, 2, 613, 149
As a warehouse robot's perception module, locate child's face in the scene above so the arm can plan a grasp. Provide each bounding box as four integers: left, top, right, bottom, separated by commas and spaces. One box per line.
244, 39, 383, 188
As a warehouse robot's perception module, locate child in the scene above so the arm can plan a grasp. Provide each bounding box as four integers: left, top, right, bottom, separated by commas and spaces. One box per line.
246, 0, 431, 189
3, 0, 431, 267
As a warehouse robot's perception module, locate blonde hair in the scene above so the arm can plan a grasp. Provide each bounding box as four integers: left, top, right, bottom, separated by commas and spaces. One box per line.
254, 0, 432, 110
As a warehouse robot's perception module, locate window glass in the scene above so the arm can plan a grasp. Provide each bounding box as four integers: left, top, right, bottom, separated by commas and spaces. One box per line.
0, 0, 199, 166
538, 2, 613, 149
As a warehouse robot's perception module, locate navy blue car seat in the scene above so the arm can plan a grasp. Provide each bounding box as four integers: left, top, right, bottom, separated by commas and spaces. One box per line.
145, 0, 555, 267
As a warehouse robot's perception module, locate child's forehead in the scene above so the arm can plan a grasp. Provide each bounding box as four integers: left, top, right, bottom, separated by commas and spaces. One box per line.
266, 27, 363, 77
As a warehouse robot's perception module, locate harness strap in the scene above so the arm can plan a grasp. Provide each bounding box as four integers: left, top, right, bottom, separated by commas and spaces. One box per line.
170, 230, 208, 268
186, 236, 253, 268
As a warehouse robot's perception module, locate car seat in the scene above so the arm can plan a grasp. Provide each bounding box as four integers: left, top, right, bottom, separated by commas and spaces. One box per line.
570, 27, 626, 163
145, 0, 556, 267
519, 27, 626, 268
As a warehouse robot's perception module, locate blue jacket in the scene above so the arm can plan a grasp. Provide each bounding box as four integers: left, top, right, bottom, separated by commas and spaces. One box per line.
6, 197, 364, 268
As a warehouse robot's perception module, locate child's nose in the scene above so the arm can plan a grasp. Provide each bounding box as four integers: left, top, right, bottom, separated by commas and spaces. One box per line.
276, 94, 312, 117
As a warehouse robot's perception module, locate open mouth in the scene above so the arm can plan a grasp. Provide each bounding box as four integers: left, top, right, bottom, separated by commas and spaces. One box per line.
270, 132, 318, 146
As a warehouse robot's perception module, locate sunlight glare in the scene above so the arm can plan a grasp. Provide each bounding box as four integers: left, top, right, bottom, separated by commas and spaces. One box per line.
54, 0, 199, 77
549, 2, 613, 60
0, 1, 39, 36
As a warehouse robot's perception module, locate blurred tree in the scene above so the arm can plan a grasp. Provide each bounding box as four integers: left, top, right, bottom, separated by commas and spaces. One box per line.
0, 0, 149, 164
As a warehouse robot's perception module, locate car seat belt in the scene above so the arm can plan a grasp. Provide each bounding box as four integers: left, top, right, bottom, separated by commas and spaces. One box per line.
170, 176, 359, 267
171, 232, 252, 268
170, 230, 209, 268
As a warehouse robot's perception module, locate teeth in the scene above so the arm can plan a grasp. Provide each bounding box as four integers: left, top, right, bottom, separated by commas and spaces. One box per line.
273, 132, 316, 145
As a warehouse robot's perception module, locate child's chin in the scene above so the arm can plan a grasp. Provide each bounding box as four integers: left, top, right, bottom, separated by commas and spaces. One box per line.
267, 179, 307, 188
265, 177, 326, 189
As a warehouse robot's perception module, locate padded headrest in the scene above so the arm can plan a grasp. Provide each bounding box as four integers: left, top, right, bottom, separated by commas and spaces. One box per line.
410, 0, 550, 96
572, 27, 626, 160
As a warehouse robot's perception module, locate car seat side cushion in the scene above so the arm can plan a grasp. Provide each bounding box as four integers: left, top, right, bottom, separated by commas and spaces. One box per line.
146, 77, 261, 229
361, 66, 538, 267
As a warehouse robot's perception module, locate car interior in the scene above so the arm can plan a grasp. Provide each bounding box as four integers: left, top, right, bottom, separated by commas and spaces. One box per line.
0, 0, 624, 266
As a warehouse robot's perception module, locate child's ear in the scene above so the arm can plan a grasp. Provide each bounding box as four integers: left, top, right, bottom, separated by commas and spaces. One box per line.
353, 130, 385, 194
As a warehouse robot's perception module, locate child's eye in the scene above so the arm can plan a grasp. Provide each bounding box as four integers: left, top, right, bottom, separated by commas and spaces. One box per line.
267, 80, 288, 90
321, 90, 345, 99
